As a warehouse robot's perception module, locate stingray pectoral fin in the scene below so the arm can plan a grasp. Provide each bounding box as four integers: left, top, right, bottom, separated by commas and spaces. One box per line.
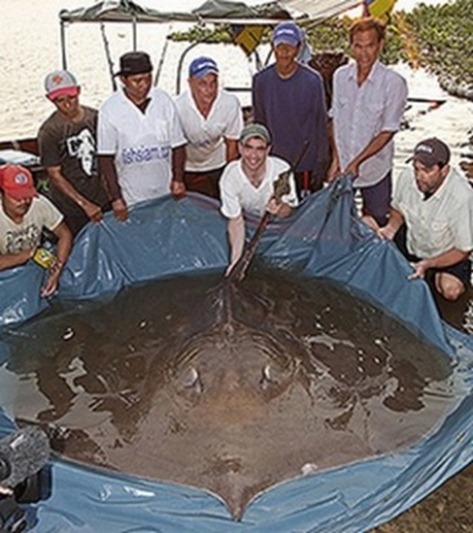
15, 418, 107, 464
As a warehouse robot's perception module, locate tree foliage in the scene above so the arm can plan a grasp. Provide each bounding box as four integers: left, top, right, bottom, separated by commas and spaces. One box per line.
406, 0, 473, 85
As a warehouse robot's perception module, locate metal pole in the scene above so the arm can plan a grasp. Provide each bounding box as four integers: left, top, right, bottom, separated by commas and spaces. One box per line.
176, 41, 199, 95
154, 27, 172, 87
100, 23, 117, 92
60, 20, 67, 70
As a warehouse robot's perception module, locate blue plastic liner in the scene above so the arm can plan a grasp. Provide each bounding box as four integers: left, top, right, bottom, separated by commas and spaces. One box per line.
0, 178, 471, 532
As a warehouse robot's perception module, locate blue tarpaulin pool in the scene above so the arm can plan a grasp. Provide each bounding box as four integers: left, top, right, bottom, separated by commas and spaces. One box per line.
0, 178, 472, 532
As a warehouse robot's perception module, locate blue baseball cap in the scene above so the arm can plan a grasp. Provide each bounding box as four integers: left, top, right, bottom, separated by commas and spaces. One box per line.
272, 21, 302, 47
189, 56, 219, 78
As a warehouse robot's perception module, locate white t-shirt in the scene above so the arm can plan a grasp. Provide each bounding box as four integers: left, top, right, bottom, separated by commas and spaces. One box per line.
175, 90, 243, 172
0, 195, 63, 254
392, 166, 473, 258
330, 61, 407, 187
220, 156, 299, 219
98, 87, 186, 205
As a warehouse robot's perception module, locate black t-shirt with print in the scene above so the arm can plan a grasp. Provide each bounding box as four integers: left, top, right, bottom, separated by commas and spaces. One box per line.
38, 106, 109, 215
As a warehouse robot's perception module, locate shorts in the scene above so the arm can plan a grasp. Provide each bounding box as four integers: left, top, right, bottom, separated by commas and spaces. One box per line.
394, 225, 471, 288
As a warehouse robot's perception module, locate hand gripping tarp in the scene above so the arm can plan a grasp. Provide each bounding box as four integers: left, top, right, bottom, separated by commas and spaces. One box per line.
0, 178, 472, 532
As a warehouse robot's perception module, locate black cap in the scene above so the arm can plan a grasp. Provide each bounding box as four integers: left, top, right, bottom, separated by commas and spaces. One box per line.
115, 51, 153, 77
413, 138, 450, 168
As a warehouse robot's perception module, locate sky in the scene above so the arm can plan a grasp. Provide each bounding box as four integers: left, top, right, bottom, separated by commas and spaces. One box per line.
395, 0, 448, 9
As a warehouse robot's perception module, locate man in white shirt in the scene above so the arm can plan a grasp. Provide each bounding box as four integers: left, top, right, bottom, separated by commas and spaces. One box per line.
175, 56, 243, 199
220, 123, 298, 274
0, 164, 72, 297
377, 138, 473, 301
98, 51, 187, 221
328, 17, 408, 226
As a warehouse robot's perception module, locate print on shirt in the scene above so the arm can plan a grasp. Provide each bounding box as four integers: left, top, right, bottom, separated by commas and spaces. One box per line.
121, 144, 171, 165
6, 224, 41, 254
66, 128, 96, 176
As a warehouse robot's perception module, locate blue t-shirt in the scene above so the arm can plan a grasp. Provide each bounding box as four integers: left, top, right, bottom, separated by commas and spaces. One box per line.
252, 64, 329, 177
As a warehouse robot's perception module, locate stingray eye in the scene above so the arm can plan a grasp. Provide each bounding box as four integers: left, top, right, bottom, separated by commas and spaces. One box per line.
179, 367, 203, 394
260, 364, 274, 390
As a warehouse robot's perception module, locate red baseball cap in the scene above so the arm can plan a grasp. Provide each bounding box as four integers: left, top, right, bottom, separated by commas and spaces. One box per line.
0, 164, 37, 200
44, 70, 80, 101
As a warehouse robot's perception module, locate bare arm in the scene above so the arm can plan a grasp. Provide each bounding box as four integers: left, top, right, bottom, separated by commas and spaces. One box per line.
226, 215, 245, 276
0, 249, 34, 271
98, 155, 120, 201
98, 155, 127, 221
344, 131, 395, 177
225, 139, 239, 163
41, 221, 73, 298
410, 248, 471, 280
46, 166, 103, 223
377, 207, 405, 240
377, 208, 470, 279
53, 221, 73, 266
327, 119, 341, 182
171, 144, 187, 197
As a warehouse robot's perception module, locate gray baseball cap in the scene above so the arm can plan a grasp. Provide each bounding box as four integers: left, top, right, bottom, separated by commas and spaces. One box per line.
239, 123, 271, 145
44, 70, 79, 100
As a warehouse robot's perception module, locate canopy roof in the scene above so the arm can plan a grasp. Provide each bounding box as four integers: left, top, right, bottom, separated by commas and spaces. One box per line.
280, 0, 361, 21
59, 0, 361, 25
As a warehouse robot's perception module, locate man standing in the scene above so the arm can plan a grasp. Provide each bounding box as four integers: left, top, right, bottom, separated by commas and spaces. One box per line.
38, 70, 110, 236
175, 56, 243, 199
219, 123, 298, 274
252, 21, 329, 197
98, 51, 187, 221
328, 17, 408, 225
0, 164, 72, 297
377, 138, 473, 301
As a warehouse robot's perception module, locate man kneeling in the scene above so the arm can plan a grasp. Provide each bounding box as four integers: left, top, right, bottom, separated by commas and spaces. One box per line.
0, 164, 72, 297
376, 138, 473, 301
219, 123, 298, 275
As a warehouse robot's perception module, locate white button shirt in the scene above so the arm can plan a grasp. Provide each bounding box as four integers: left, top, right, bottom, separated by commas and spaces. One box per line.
393, 166, 473, 258
330, 60, 408, 187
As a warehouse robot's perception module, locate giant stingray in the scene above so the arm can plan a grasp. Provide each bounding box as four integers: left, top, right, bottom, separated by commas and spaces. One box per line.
0, 270, 455, 519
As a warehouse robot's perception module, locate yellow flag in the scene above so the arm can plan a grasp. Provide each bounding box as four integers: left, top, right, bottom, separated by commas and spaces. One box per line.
365, 0, 397, 21
230, 25, 265, 56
